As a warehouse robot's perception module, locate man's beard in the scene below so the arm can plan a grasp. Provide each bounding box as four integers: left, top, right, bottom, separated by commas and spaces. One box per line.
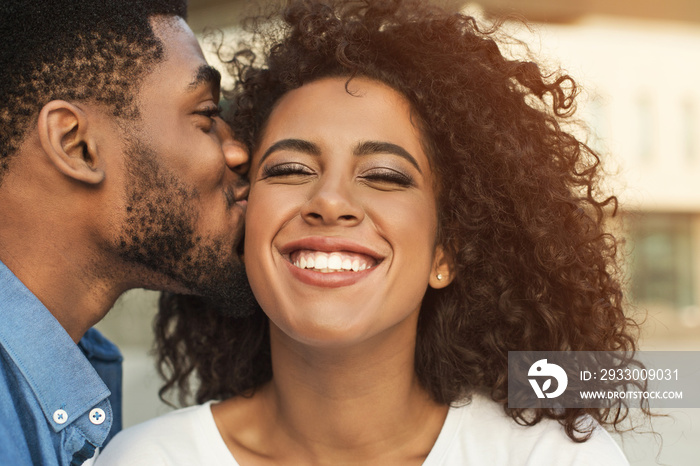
115, 138, 257, 317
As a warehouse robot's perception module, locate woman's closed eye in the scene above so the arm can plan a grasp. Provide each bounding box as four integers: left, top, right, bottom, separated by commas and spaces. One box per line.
261, 162, 315, 181
259, 162, 415, 188
359, 167, 415, 189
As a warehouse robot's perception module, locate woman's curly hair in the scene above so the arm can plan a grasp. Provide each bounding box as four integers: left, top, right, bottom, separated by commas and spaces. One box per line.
155, 0, 640, 441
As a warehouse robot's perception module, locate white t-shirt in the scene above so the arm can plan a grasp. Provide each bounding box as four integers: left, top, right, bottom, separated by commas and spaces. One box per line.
95, 396, 629, 465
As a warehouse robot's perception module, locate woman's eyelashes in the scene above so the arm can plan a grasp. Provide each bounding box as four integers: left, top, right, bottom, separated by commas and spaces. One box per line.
260, 162, 415, 188
358, 167, 415, 188
260, 162, 315, 181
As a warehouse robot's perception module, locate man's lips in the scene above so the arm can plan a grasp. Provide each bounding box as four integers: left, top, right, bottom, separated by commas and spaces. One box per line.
234, 182, 250, 202
225, 181, 250, 209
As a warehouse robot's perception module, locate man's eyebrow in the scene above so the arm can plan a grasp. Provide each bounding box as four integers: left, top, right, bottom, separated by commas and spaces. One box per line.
354, 141, 422, 173
259, 139, 322, 165
188, 65, 221, 94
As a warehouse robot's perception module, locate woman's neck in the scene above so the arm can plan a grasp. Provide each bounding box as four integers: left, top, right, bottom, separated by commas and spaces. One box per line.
214, 317, 448, 465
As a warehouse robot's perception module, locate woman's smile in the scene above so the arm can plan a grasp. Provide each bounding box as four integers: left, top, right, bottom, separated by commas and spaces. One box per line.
291, 251, 375, 273
279, 235, 384, 286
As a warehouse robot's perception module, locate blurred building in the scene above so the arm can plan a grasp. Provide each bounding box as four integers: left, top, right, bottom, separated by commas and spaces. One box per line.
500, 14, 700, 346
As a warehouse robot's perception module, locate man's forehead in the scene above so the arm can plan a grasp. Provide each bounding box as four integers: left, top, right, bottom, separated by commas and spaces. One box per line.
147, 16, 219, 92
149, 14, 190, 39
150, 15, 205, 68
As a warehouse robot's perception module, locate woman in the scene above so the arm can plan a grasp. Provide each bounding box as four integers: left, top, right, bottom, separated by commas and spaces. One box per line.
98, 0, 636, 464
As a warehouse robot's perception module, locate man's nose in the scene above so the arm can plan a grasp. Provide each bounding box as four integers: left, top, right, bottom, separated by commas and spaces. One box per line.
216, 118, 249, 175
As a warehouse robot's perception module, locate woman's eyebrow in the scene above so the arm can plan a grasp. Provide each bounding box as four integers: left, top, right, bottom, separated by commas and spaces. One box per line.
258, 139, 422, 174
354, 141, 422, 174
259, 138, 321, 164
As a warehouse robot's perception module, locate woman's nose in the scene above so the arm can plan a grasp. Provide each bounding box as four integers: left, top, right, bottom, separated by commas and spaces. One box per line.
300, 176, 364, 227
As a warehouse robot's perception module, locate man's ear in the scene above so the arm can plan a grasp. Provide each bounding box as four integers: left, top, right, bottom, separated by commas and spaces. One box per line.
429, 245, 455, 289
37, 100, 105, 184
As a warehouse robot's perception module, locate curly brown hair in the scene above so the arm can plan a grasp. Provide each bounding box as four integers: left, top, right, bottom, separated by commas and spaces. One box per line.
155, 0, 639, 442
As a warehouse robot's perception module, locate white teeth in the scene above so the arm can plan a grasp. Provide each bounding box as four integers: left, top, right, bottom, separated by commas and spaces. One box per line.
314, 254, 328, 270
291, 250, 377, 273
328, 254, 342, 270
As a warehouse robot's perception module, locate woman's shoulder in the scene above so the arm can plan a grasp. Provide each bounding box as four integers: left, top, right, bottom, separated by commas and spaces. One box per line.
424, 393, 629, 466
94, 401, 237, 466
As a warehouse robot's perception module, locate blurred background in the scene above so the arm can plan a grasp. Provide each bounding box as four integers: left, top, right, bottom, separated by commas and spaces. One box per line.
96, 0, 700, 464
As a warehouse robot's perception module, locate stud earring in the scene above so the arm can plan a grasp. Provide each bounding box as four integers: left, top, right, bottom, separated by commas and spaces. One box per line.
436, 273, 443, 281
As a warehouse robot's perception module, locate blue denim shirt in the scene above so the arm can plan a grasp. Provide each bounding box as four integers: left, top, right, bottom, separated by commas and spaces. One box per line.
0, 261, 123, 465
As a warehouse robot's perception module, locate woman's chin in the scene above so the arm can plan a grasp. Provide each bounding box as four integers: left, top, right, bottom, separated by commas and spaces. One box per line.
268, 307, 420, 353
271, 319, 373, 349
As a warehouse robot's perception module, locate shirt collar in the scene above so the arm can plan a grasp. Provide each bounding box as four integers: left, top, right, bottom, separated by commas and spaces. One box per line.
0, 260, 112, 433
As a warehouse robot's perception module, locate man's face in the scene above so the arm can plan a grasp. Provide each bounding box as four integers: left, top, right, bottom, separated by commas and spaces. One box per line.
112, 17, 249, 307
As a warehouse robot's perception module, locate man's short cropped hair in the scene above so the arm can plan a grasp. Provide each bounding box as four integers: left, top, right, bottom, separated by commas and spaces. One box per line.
0, 0, 188, 183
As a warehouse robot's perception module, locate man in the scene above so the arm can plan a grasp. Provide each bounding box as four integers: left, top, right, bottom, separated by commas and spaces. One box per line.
0, 1, 249, 464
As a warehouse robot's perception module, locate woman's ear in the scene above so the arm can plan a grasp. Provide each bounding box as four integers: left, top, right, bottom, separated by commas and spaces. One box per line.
429, 245, 455, 289
37, 100, 105, 184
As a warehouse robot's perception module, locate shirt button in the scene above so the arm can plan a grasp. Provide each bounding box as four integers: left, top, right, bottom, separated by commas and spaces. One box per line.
53, 409, 68, 424
89, 408, 106, 425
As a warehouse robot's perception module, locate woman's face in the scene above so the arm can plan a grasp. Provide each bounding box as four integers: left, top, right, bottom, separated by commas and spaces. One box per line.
245, 77, 450, 348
